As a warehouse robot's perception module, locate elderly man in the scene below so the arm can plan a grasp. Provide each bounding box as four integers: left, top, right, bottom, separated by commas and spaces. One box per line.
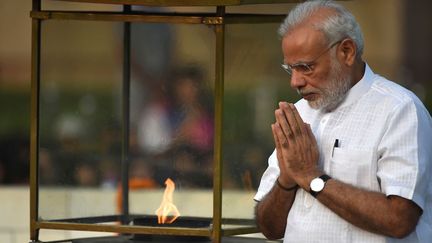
254, 1, 432, 242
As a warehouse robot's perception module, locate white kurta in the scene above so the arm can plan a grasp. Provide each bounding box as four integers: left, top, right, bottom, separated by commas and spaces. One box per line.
254, 64, 432, 243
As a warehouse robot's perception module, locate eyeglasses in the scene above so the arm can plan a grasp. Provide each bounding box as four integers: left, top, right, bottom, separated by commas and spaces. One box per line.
281, 39, 343, 76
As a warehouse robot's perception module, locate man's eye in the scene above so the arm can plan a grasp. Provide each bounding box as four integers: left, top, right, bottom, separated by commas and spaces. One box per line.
294, 64, 311, 73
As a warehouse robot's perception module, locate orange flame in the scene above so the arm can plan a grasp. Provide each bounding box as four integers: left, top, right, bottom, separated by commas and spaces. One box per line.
155, 178, 181, 224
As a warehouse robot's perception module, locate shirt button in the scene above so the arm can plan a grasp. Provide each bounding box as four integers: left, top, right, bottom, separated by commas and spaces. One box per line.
321, 118, 327, 123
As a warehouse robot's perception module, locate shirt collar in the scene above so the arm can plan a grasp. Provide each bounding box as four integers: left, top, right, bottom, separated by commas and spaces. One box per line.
332, 62, 374, 111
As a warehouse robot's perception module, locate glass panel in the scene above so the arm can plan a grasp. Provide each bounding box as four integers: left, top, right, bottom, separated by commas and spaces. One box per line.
222, 23, 296, 224
38, 20, 123, 220
39, 19, 216, 225
128, 22, 215, 222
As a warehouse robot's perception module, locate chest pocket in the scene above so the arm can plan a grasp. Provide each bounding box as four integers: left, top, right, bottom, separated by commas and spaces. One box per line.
330, 148, 377, 189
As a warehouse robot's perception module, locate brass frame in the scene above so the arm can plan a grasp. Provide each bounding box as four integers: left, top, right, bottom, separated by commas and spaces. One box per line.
30, 0, 41, 241
51, 0, 304, 6
29, 0, 293, 242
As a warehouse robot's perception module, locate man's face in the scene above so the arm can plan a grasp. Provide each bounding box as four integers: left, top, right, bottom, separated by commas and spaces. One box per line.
282, 28, 351, 111
305, 54, 352, 111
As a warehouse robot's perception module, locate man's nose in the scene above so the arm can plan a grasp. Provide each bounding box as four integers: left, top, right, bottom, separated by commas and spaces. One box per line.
290, 71, 307, 89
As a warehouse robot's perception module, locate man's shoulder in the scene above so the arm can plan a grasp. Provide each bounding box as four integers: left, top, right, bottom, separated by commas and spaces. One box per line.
369, 76, 422, 109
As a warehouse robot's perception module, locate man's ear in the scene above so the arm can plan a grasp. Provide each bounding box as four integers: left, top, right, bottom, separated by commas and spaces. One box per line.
339, 38, 357, 66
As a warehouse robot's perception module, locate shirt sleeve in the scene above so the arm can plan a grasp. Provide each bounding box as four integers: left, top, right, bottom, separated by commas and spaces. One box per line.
377, 98, 432, 210
254, 149, 280, 202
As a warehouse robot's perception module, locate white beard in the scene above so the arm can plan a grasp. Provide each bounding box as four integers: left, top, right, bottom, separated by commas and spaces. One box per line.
301, 57, 352, 111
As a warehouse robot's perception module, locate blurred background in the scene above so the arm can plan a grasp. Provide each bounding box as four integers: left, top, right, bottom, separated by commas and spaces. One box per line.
1, 0, 432, 242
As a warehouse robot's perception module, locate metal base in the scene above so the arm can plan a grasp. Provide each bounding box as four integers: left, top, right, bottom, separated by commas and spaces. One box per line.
36, 235, 281, 243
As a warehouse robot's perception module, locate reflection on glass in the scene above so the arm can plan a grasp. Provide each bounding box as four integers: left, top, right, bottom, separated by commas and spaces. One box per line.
134, 65, 214, 189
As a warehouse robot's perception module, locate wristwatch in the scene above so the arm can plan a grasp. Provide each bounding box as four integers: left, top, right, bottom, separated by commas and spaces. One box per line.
309, 174, 332, 198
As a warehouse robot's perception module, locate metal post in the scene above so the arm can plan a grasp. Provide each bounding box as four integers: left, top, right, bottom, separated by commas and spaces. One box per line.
121, 4, 131, 225
212, 6, 225, 243
30, 0, 41, 241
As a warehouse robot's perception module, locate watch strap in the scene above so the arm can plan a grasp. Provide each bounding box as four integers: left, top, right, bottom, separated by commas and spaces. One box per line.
310, 174, 332, 198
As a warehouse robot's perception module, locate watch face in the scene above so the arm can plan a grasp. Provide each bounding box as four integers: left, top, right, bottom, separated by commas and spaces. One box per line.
310, 178, 325, 192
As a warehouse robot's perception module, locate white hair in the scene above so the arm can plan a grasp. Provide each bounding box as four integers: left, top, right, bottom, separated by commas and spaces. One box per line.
279, 0, 364, 58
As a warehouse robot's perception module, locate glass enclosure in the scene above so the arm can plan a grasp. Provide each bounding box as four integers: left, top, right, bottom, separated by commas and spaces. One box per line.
38, 20, 217, 221
30, 1, 298, 242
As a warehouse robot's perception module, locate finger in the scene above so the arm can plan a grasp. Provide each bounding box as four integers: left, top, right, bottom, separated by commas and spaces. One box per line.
272, 123, 292, 177
288, 103, 310, 149
288, 103, 307, 135
305, 123, 318, 151
272, 122, 289, 149
272, 123, 287, 167
271, 123, 281, 150
304, 123, 319, 163
275, 107, 292, 141
279, 102, 301, 140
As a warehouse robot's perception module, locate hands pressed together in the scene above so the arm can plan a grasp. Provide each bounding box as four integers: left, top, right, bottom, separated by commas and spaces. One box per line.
271, 102, 322, 190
